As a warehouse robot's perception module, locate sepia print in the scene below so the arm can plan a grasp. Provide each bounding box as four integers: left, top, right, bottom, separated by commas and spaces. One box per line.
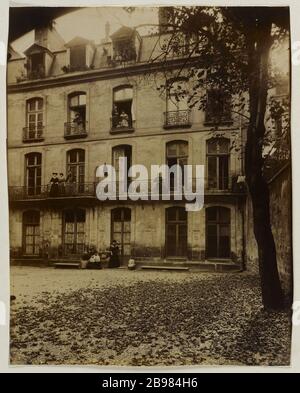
7, 5, 292, 366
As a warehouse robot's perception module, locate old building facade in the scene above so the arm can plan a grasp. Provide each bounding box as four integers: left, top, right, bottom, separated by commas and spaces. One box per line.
7, 25, 248, 270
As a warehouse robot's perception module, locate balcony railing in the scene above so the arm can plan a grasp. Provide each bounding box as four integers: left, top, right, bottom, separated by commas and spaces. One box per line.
9, 177, 246, 202
110, 116, 135, 133
163, 110, 192, 129
9, 183, 96, 201
64, 122, 88, 139
23, 126, 44, 142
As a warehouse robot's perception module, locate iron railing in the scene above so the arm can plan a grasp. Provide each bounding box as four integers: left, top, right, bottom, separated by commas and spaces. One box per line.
64, 121, 88, 139
9, 183, 96, 201
23, 126, 44, 142
164, 110, 191, 128
111, 116, 135, 132
9, 176, 245, 202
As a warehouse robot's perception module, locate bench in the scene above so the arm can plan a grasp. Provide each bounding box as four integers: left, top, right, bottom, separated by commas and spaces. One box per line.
54, 262, 80, 269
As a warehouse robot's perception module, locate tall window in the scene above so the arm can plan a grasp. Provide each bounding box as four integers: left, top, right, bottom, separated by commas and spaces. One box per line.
70, 46, 86, 70
165, 79, 190, 128
23, 210, 40, 255
65, 92, 87, 137
206, 207, 230, 258
207, 138, 229, 190
112, 86, 134, 130
25, 98, 44, 141
166, 141, 188, 189
112, 145, 132, 188
206, 89, 231, 124
63, 209, 86, 255
67, 149, 85, 193
25, 153, 42, 196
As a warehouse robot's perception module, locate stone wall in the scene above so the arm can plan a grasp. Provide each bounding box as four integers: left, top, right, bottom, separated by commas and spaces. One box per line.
245, 164, 293, 297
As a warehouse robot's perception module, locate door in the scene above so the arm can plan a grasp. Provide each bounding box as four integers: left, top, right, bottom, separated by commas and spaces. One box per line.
166, 207, 187, 258
67, 149, 85, 194
63, 209, 86, 255
23, 211, 40, 255
206, 206, 230, 258
111, 208, 131, 265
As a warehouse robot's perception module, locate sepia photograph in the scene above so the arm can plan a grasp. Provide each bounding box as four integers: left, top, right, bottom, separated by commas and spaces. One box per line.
6, 4, 293, 367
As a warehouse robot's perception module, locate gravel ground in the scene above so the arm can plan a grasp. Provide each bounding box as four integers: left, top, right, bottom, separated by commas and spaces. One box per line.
10, 267, 292, 367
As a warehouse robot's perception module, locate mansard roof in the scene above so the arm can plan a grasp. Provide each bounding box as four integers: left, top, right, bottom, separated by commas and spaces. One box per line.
65, 36, 94, 48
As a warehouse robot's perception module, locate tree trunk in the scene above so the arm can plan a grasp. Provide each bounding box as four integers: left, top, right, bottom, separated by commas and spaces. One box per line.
245, 18, 284, 310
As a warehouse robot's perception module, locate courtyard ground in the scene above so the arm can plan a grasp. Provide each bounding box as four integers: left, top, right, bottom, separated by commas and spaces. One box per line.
10, 266, 292, 367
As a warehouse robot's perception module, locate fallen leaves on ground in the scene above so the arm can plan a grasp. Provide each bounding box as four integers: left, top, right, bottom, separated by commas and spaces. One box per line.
10, 269, 292, 366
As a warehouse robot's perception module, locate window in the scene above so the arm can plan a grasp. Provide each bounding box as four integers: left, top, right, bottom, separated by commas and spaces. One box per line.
206, 89, 231, 124
165, 79, 191, 128
66, 149, 85, 193
24, 98, 44, 141
23, 210, 40, 255
63, 209, 86, 255
206, 207, 230, 258
70, 46, 86, 70
166, 141, 188, 189
207, 138, 229, 190
25, 153, 42, 196
112, 86, 134, 130
112, 145, 132, 188
114, 40, 136, 63
166, 207, 187, 257
28, 53, 45, 79
65, 93, 87, 138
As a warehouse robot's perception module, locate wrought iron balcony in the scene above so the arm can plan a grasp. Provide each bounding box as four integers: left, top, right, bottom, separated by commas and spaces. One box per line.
110, 116, 135, 133
163, 110, 192, 129
64, 121, 88, 139
9, 176, 246, 203
23, 126, 44, 142
9, 183, 96, 201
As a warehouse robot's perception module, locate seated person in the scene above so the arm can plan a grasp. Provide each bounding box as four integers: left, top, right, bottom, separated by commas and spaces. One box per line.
87, 250, 101, 269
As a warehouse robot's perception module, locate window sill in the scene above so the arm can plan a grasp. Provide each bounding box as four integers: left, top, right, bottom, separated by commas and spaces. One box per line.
64, 133, 88, 140
110, 127, 135, 134
204, 120, 233, 127
163, 123, 192, 130
23, 138, 45, 143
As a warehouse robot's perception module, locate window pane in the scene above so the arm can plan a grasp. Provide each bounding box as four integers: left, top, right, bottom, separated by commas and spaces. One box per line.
206, 207, 217, 221
178, 142, 188, 156
219, 139, 229, 153
219, 208, 230, 223
207, 156, 217, 188
114, 87, 133, 102
123, 209, 131, 221
207, 139, 218, 154
70, 47, 86, 68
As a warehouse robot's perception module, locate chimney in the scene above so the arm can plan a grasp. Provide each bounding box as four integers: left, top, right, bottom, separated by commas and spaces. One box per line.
34, 27, 49, 48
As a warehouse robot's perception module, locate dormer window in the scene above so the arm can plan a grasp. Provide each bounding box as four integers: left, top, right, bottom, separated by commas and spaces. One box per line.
65, 37, 95, 72
110, 27, 141, 65
24, 43, 53, 80
29, 53, 45, 78
70, 46, 86, 71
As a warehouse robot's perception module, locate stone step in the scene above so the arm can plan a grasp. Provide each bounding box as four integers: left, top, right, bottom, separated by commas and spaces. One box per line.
141, 265, 190, 271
